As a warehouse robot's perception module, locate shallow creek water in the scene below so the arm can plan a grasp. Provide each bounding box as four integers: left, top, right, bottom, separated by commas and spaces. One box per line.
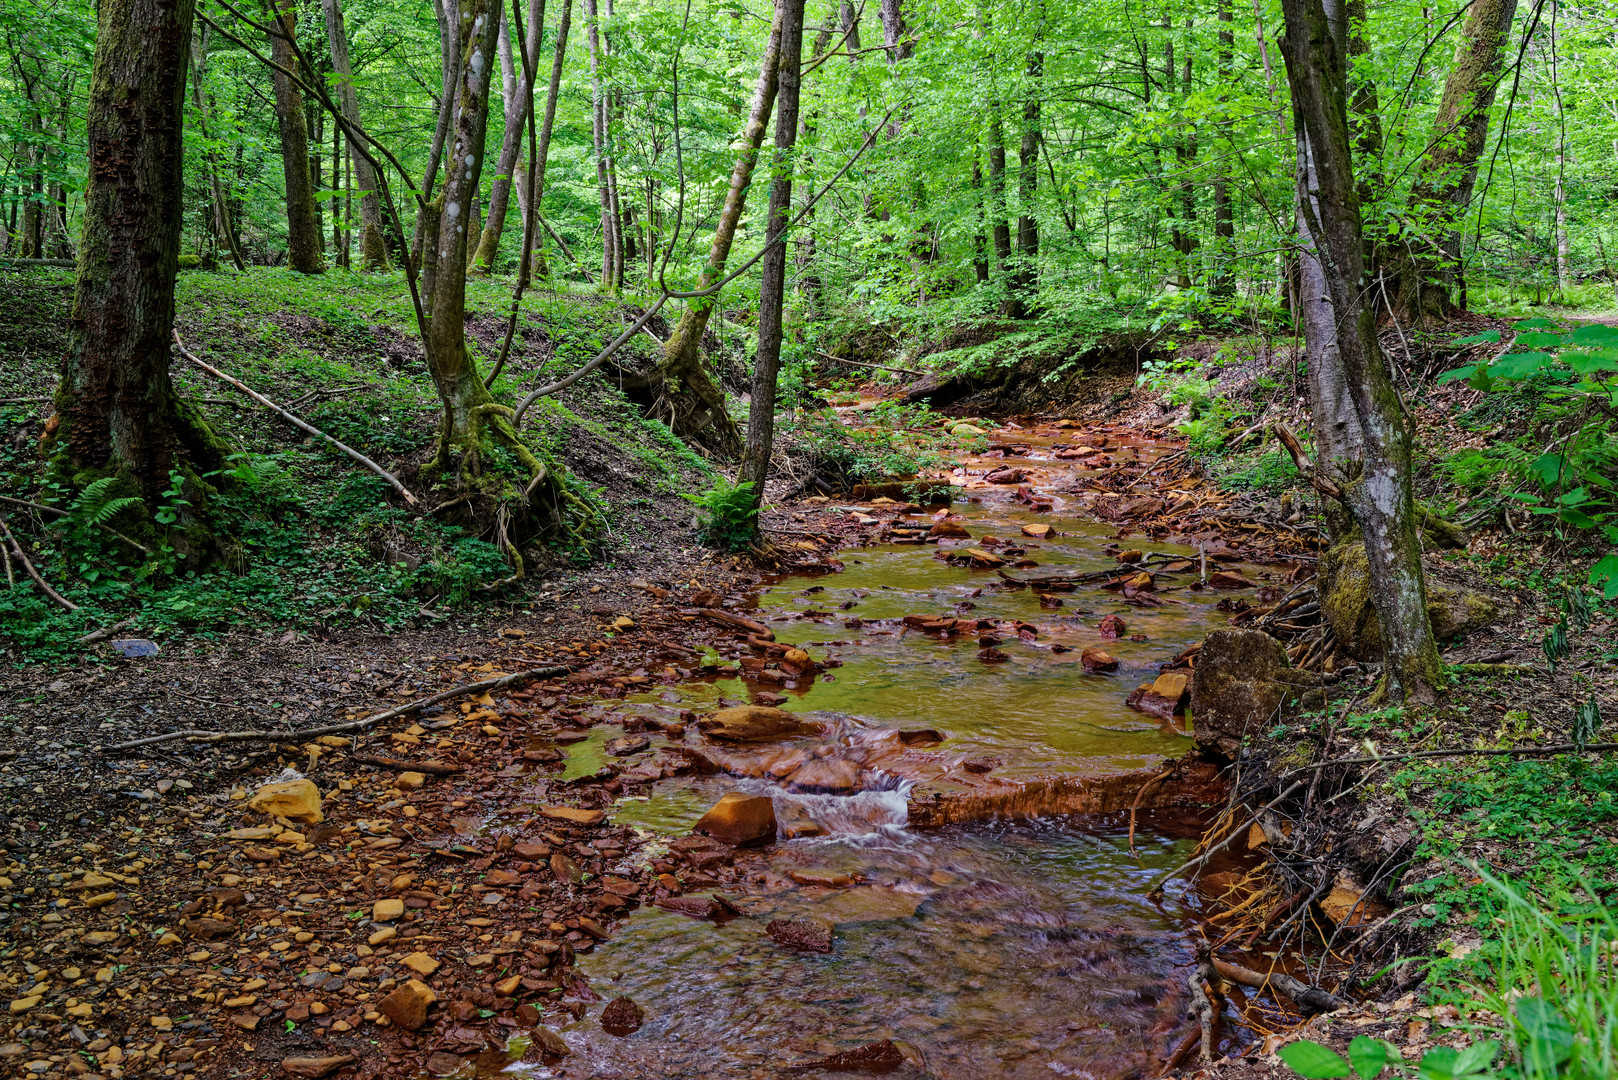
521, 426, 1283, 1078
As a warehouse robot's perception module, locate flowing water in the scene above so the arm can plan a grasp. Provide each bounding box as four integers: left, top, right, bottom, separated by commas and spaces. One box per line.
512, 424, 1287, 1078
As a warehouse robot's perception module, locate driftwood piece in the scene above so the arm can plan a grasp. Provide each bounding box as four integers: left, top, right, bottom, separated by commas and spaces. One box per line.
173, 331, 419, 506
0, 516, 78, 611
1209, 955, 1348, 1014
101, 665, 572, 752
687, 607, 775, 641
351, 754, 462, 776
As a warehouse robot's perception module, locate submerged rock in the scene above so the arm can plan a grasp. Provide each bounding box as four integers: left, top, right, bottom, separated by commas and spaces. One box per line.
766, 917, 835, 952
599, 996, 645, 1036
785, 1039, 905, 1072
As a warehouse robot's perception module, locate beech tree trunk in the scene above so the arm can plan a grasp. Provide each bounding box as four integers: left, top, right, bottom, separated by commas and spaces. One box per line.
1210, 0, 1234, 296
1278, 0, 1444, 703
524, 0, 572, 285
413, 0, 461, 273
53, 0, 225, 523
189, 27, 247, 272
322, 0, 389, 270
1384, 0, 1517, 322
267, 0, 325, 274
653, 3, 785, 453
584, 0, 619, 290
470, 0, 544, 274
1007, 50, 1041, 318
740, 0, 806, 506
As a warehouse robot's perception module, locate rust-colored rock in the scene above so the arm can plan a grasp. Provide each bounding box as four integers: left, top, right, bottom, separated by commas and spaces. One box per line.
789, 1040, 906, 1072
377, 978, 436, 1031
693, 792, 777, 846
1208, 570, 1255, 590
928, 519, 970, 538
698, 706, 826, 742
540, 805, 607, 826
766, 917, 834, 952
599, 996, 644, 1036
1080, 647, 1119, 673
281, 1056, 357, 1078
1021, 523, 1052, 538
1097, 614, 1126, 639
248, 779, 323, 824
983, 467, 1027, 484
655, 895, 722, 919
1132, 671, 1190, 721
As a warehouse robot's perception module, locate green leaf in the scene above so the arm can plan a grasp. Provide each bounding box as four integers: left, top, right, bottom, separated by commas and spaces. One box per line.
1348, 1036, 1389, 1079
1436, 365, 1481, 384
1514, 317, 1557, 329
1527, 454, 1564, 486
1590, 553, 1618, 601
1516, 996, 1575, 1069
1451, 331, 1501, 345
1563, 348, 1618, 375
1490, 352, 1553, 379
1567, 323, 1618, 346
1451, 1041, 1498, 1076
1514, 332, 1564, 347
1278, 1041, 1352, 1078
1416, 1046, 1459, 1080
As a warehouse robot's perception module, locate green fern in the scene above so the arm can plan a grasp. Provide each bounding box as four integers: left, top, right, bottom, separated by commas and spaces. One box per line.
69, 477, 142, 528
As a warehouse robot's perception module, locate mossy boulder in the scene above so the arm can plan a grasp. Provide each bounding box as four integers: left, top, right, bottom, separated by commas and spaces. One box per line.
1189, 629, 1323, 760
1320, 542, 1502, 662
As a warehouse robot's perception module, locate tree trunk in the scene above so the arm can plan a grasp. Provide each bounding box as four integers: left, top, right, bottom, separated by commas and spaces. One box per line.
52, 0, 226, 533
322, 0, 389, 269
584, 0, 617, 290
1007, 51, 1041, 318
1384, 0, 1517, 322
1278, 0, 1444, 704
1210, 0, 1234, 296
470, 0, 543, 274
266, 0, 325, 274
525, 0, 572, 286
414, 0, 462, 272
1172, 21, 1196, 289
654, 3, 785, 454
740, 0, 806, 506
987, 94, 1012, 273
971, 157, 990, 284
190, 27, 247, 272
1550, 17, 1568, 296
794, 21, 834, 310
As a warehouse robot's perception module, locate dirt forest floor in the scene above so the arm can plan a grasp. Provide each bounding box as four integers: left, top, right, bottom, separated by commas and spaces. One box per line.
1, 365, 1614, 1080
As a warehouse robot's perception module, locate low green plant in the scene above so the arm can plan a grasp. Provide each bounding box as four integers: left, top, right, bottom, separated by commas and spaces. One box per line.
682, 478, 758, 551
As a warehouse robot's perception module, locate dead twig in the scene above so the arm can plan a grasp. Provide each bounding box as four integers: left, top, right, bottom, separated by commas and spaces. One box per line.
813, 348, 926, 378
686, 607, 775, 640
1272, 422, 1345, 500
1147, 781, 1307, 897
77, 618, 134, 644
1209, 955, 1347, 1014
174, 331, 419, 506
1128, 768, 1175, 857
0, 516, 78, 611
351, 754, 462, 776
100, 664, 572, 752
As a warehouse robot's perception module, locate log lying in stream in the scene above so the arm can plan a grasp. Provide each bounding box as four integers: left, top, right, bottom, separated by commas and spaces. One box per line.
1209, 955, 1347, 1015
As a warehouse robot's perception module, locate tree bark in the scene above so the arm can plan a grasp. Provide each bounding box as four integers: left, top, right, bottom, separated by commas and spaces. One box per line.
189, 27, 247, 272
740, 0, 806, 506
1008, 50, 1041, 318
1278, 0, 1444, 703
1385, 0, 1517, 322
322, 0, 389, 269
470, 0, 543, 274
583, 0, 618, 290
524, 0, 572, 285
794, 20, 835, 310
52, 0, 226, 524
414, 0, 462, 274
1210, 0, 1234, 297
654, 2, 785, 453
267, 0, 326, 274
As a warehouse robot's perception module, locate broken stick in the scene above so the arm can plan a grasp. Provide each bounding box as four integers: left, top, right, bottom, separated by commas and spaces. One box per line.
1209, 955, 1347, 1014
173, 331, 419, 507
0, 516, 78, 612
351, 754, 462, 776
101, 664, 572, 752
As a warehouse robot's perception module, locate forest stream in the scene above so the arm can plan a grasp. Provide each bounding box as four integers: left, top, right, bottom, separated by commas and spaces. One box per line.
495, 419, 1285, 1078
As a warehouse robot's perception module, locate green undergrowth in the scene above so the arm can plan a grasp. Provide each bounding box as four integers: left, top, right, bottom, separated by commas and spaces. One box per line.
782, 399, 959, 492
0, 267, 711, 664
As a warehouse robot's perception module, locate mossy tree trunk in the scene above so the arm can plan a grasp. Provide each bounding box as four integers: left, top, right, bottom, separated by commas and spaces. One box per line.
1279, 0, 1445, 704
268, 0, 326, 275
653, 5, 784, 456
53, 0, 227, 536
739, 0, 806, 505
1381, 0, 1516, 322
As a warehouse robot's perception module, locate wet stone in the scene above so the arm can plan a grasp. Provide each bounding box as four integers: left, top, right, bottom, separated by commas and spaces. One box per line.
599, 996, 644, 1036
765, 917, 834, 953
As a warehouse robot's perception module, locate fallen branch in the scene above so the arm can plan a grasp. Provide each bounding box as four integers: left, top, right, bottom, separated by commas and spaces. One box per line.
0, 516, 78, 611
100, 664, 572, 752
173, 331, 419, 507
813, 349, 925, 378
0, 493, 152, 555
1209, 955, 1347, 1014
1272, 422, 1345, 500
1278, 741, 1618, 781
351, 754, 462, 776
78, 618, 135, 644
0, 396, 53, 404
687, 607, 775, 641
